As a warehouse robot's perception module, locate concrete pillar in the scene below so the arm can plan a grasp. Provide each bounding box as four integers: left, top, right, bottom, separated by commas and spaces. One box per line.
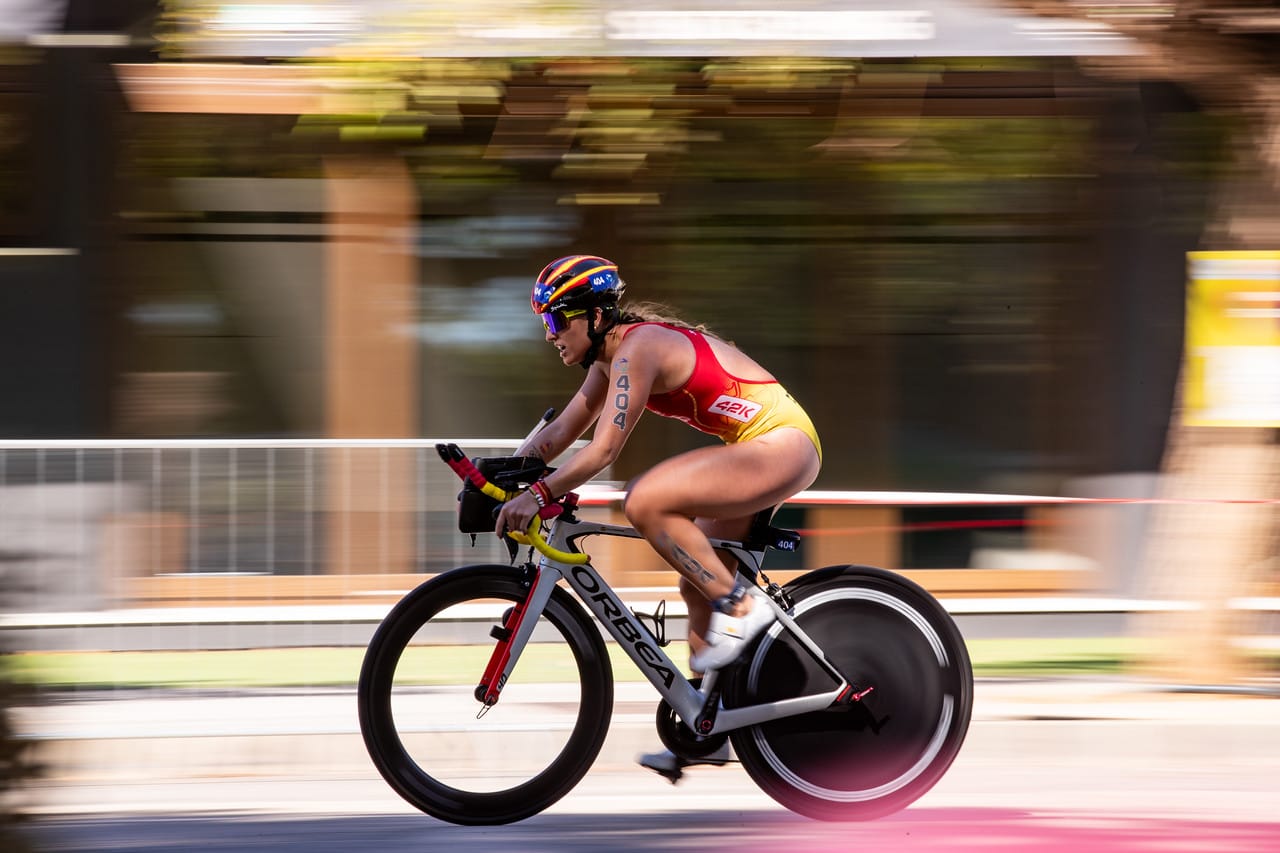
324, 156, 418, 575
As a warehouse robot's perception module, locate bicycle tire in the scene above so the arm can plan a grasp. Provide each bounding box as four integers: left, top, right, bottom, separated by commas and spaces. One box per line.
726, 565, 972, 821
358, 565, 614, 825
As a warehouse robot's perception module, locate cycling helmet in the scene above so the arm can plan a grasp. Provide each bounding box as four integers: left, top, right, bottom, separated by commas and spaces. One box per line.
531, 255, 621, 314
531, 255, 623, 369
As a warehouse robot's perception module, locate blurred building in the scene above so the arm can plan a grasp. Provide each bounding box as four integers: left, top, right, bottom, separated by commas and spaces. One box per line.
0, 3, 1263, 623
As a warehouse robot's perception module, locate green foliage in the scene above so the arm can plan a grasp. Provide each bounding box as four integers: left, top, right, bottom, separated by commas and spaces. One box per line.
18, 638, 1274, 689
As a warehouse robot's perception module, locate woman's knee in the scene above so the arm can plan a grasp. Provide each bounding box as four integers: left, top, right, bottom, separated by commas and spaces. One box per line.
622, 481, 664, 531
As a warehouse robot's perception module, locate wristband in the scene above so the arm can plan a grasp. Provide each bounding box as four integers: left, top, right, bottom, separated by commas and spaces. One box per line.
529, 479, 553, 508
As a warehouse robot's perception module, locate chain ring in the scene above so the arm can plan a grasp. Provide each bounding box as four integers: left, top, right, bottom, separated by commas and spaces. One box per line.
654, 678, 728, 759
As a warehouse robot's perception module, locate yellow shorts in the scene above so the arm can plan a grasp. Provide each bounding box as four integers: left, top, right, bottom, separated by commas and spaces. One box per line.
731, 384, 823, 462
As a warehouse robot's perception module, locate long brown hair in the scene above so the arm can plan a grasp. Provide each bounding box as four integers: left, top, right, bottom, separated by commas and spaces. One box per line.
615, 298, 714, 336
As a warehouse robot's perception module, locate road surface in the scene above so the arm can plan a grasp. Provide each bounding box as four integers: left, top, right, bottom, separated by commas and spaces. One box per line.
18, 678, 1280, 852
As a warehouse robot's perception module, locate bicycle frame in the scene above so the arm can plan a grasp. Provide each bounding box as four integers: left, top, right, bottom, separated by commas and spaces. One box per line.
493, 512, 857, 737
367, 443, 970, 824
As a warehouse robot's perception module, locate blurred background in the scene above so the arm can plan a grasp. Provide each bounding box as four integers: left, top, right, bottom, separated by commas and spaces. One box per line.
0, 0, 1277, 844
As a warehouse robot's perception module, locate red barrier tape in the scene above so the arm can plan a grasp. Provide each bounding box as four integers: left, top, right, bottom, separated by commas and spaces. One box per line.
796, 517, 1056, 537
573, 486, 1280, 507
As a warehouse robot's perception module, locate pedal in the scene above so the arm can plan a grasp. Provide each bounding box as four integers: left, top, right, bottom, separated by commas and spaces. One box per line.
639, 757, 684, 785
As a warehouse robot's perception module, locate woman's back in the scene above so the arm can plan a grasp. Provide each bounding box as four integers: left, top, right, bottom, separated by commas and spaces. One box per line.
619, 321, 776, 396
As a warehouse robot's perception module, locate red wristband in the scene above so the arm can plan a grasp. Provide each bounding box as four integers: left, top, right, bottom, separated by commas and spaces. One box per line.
530, 479, 553, 507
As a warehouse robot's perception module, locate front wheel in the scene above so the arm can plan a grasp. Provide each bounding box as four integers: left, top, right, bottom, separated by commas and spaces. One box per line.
358, 565, 614, 825
726, 565, 973, 821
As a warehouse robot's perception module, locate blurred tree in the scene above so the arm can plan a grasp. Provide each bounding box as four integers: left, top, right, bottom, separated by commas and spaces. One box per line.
118, 25, 1237, 568
1000, 1, 1280, 685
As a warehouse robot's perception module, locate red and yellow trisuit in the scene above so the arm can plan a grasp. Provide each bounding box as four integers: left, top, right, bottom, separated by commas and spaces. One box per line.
623, 322, 822, 459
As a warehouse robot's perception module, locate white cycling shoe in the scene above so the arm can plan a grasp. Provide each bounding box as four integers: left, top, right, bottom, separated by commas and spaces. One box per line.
637, 742, 732, 784
688, 587, 776, 673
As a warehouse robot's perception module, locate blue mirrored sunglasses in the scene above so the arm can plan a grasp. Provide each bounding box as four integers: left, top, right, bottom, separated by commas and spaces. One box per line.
540, 308, 586, 335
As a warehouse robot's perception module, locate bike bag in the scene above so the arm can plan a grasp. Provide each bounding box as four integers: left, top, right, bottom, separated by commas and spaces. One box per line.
456, 455, 550, 533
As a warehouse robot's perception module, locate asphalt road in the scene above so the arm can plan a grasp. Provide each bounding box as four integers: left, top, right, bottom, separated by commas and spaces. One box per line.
24, 758, 1280, 853
17, 679, 1280, 852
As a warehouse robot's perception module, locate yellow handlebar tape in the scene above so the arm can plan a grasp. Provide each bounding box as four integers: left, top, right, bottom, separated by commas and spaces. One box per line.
508, 515, 589, 565
481, 481, 513, 502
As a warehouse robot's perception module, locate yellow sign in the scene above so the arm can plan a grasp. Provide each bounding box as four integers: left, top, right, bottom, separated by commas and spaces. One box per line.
1184, 251, 1280, 426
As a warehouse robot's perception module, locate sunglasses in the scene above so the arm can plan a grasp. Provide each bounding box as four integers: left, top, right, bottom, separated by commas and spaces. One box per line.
540, 308, 586, 335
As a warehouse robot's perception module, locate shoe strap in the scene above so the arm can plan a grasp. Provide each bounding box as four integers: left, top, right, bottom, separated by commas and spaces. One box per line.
711, 582, 747, 614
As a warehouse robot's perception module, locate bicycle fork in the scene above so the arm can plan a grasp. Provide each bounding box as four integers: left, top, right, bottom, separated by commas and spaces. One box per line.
474, 562, 560, 711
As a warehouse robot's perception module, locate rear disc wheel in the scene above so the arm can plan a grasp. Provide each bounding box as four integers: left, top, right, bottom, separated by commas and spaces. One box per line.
727, 566, 972, 821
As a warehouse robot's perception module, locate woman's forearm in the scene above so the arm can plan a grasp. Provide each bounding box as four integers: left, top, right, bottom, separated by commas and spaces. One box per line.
518, 419, 575, 462
540, 441, 616, 499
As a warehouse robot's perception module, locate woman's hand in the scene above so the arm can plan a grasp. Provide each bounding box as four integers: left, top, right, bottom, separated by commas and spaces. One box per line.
495, 489, 540, 541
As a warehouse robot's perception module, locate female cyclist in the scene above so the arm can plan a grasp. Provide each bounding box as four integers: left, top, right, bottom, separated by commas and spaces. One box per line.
494, 254, 822, 777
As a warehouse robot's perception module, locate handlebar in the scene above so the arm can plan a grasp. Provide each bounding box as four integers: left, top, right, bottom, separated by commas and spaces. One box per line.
435, 442, 589, 566
435, 443, 515, 502
510, 515, 589, 565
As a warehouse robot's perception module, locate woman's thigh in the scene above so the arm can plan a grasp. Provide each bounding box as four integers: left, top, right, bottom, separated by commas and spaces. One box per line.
695, 515, 753, 541
625, 427, 820, 521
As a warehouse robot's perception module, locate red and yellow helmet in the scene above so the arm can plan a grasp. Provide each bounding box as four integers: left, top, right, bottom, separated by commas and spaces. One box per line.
531, 255, 621, 315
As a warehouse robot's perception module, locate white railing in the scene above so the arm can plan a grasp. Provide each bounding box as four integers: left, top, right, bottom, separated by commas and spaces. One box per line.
1, 440, 1275, 662
0, 439, 585, 615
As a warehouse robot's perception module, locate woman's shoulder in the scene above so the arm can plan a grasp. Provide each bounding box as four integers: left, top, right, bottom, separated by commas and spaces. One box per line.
613, 322, 696, 370
622, 320, 680, 339
621, 320, 703, 340
618, 322, 703, 357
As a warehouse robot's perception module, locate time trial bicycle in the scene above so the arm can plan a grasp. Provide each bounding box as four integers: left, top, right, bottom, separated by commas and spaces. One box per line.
357, 443, 973, 825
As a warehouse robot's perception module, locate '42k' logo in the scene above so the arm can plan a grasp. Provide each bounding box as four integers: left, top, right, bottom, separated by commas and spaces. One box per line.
709, 395, 761, 423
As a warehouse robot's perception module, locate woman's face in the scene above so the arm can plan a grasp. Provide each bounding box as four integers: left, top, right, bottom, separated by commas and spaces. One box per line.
543, 308, 593, 366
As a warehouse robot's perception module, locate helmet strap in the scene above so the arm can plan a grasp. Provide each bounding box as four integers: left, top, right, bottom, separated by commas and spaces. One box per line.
580, 304, 617, 370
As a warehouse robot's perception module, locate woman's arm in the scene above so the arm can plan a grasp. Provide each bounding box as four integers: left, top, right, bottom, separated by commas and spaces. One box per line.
496, 338, 656, 536
538, 340, 656, 499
